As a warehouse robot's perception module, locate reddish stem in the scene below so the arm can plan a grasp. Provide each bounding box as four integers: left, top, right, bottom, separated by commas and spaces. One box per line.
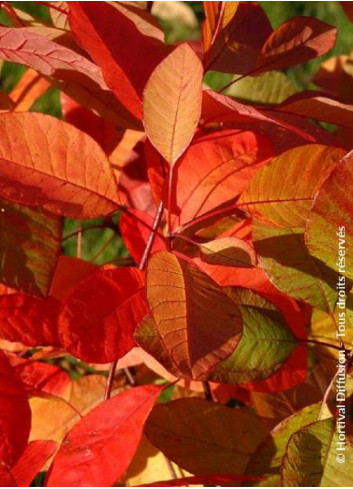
104, 201, 165, 400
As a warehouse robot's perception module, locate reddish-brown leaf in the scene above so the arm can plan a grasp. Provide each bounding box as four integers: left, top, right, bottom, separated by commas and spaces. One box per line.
0, 293, 60, 347
202, 1, 272, 74
0, 112, 120, 219
256, 16, 336, 73
68, 1, 167, 120
145, 398, 268, 475
0, 197, 61, 297
201, 90, 318, 146
0, 89, 14, 111
143, 43, 203, 165
58, 267, 149, 363
45, 385, 161, 487
0, 350, 31, 466
265, 91, 353, 129
116, 139, 157, 216
146, 251, 243, 379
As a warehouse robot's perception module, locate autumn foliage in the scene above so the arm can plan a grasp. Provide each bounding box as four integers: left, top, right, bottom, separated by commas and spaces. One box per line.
0, 1, 353, 487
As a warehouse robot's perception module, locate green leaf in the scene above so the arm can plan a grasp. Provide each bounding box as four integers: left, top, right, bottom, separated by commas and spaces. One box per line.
200, 237, 256, 268
0, 197, 61, 297
253, 221, 337, 311
281, 418, 353, 486
306, 154, 353, 281
227, 71, 296, 105
246, 403, 321, 486
210, 288, 297, 384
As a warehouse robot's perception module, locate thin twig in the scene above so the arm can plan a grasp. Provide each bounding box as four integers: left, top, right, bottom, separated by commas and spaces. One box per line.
76, 222, 82, 259
104, 360, 118, 401
36, 1, 68, 15
202, 381, 213, 401
300, 338, 348, 353
139, 201, 165, 271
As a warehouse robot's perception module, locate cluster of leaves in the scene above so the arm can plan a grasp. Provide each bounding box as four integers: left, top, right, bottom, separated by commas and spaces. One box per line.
0, 1, 353, 486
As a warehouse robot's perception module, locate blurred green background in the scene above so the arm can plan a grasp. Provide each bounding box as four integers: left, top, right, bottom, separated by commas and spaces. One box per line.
1, 1, 352, 265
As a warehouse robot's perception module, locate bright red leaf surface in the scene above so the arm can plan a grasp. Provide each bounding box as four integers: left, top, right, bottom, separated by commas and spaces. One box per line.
46, 385, 161, 487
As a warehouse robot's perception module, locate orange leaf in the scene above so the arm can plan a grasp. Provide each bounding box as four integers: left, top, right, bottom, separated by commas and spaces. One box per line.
0, 25, 139, 129
143, 43, 203, 165
168, 128, 272, 227
0, 112, 120, 219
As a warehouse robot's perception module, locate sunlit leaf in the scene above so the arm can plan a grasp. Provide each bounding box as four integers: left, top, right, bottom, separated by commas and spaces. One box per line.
306, 153, 353, 281
46, 385, 161, 487
256, 17, 336, 73
238, 144, 344, 228
0, 112, 120, 219
143, 43, 203, 165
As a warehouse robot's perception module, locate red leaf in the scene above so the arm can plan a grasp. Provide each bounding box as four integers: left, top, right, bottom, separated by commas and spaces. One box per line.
49, 255, 98, 303
264, 90, 353, 129
0, 26, 139, 129
12, 441, 56, 487
58, 267, 149, 363
68, 1, 168, 120
13, 360, 71, 397
119, 209, 166, 264
0, 112, 120, 219
45, 385, 161, 487
201, 90, 317, 145
167, 129, 273, 227
0, 350, 31, 466
117, 139, 157, 216
256, 16, 336, 73
60, 93, 123, 155
0, 294, 60, 347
